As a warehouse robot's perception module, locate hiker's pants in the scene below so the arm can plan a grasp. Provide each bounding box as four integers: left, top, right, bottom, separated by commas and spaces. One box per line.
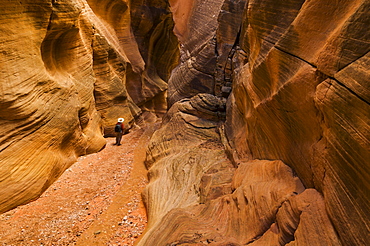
116, 132, 123, 145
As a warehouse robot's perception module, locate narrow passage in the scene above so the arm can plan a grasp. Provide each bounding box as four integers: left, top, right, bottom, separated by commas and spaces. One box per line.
0, 125, 155, 246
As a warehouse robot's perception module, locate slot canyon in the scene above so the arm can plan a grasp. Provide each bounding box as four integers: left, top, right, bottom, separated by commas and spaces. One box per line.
0, 0, 369, 245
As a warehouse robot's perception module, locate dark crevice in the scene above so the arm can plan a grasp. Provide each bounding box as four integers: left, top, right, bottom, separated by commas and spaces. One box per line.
337, 49, 370, 73
322, 166, 327, 183
181, 118, 218, 130
271, 42, 369, 107
245, 196, 301, 245
274, 45, 318, 69
331, 77, 369, 105
214, 34, 219, 57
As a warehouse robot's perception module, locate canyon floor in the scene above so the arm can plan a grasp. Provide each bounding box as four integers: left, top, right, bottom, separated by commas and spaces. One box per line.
0, 125, 156, 246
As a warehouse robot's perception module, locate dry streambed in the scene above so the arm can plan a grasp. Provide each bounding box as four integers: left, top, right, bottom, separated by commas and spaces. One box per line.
0, 126, 154, 246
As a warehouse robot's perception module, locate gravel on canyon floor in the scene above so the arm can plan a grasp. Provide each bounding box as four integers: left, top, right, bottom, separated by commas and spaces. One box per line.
0, 126, 155, 246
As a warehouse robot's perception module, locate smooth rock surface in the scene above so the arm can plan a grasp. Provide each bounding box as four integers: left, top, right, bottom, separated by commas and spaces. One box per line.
225, 1, 370, 244
140, 0, 369, 245
0, 0, 369, 245
0, 0, 176, 213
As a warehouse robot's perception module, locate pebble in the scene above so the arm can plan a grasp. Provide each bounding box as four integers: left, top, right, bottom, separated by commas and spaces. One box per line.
0, 131, 148, 245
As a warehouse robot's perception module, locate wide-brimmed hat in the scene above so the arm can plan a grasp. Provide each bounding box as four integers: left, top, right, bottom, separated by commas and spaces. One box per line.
118, 118, 124, 122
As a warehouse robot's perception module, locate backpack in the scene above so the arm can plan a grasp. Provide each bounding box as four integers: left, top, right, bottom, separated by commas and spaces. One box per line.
114, 123, 122, 133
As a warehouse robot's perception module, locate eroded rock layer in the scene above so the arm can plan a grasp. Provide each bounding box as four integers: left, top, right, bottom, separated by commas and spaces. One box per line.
1, 0, 369, 245
0, 0, 178, 213
140, 0, 369, 245
140, 94, 341, 245
226, 1, 370, 244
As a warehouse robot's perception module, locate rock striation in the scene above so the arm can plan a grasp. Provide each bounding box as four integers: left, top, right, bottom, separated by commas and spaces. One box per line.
225, 1, 370, 245
0, 0, 369, 245
139, 0, 370, 245
0, 0, 177, 213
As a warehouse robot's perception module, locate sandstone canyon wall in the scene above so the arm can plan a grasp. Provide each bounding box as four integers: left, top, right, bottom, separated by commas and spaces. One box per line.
0, 0, 369, 245
0, 0, 178, 213
139, 0, 369, 245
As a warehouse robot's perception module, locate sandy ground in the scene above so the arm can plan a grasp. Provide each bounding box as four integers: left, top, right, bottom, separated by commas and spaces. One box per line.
0, 125, 156, 246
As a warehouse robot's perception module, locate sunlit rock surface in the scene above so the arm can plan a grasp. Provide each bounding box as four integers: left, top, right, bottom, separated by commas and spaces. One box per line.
140, 93, 233, 244
226, 1, 369, 245
142, 157, 340, 245
0, 0, 177, 213
140, 0, 369, 245
0, 0, 368, 245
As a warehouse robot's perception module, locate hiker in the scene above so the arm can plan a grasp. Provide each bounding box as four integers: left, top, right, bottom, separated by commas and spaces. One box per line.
114, 118, 125, 146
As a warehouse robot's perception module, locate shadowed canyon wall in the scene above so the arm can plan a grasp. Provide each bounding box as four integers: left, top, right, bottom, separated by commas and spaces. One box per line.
0, 0, 369, 245
225, 1, 370, 245
139, 0, 369, 245
0, 0, 178, 213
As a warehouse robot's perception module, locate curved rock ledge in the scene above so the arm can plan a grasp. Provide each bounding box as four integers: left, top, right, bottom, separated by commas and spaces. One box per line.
139, 94, 340, 245
0, 0, 177, 213
141, 0, 369, 245
0, 1, 368, 245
